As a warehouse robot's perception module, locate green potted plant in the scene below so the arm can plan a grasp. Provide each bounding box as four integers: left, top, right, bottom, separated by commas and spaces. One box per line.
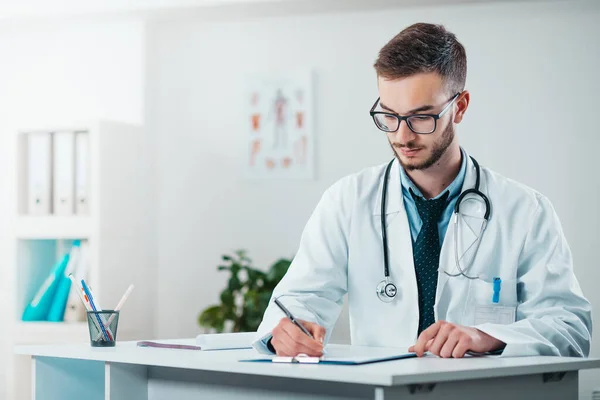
198, 250, 291, 333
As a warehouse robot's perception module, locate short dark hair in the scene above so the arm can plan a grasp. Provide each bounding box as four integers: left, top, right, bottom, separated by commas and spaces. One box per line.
373, 23, 467, 94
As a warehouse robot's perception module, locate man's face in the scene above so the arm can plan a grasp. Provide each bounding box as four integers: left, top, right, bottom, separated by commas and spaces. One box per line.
376, 73, 460, 171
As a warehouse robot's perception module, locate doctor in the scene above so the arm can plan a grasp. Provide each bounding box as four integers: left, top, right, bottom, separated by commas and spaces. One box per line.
253, 22, 592, 358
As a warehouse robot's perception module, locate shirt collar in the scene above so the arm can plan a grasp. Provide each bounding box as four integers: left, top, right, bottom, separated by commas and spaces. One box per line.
399, 147, 467, 201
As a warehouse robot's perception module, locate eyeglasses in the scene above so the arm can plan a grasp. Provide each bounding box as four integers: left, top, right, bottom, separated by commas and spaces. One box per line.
369, 93, 460, 134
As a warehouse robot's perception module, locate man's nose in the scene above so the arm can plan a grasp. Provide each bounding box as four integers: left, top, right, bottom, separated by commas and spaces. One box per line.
391, 121, 417, 145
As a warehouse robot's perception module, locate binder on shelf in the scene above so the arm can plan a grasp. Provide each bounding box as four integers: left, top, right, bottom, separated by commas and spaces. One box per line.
62, 285, 86, 323
47, 241, 81, 322
52, 131, 75, 216
74, 131, 90, 215
22, 252, 70, 321
27, 132, 52, 215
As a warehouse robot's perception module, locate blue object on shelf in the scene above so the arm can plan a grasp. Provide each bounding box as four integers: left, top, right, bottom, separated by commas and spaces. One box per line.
22, 253, 70, 321
46, 275, 71, 322
47, 241, 82, 322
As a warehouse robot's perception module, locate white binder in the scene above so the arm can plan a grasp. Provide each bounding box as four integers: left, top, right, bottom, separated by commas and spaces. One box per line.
64, 241, 89, 322
27, 132, 52, 215
75, 131, 90, 215
53, 131, 75, 215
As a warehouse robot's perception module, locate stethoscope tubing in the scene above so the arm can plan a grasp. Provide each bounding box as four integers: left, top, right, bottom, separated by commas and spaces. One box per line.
378, 156, 491, 299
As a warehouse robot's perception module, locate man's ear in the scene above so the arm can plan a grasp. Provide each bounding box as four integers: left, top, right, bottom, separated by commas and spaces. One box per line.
454, 90, 470, 124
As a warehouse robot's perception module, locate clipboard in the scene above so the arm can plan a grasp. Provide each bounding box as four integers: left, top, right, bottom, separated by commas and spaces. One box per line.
240, 346, 417, 365
241, 353, 416, 365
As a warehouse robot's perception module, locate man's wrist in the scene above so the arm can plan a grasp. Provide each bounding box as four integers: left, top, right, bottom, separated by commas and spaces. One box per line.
476, 328, 506, 352
266, 337, 276, 353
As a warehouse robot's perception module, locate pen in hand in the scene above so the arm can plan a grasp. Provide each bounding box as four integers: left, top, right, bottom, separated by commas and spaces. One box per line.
275, 299, 326, 346
271, 298, 327, 356
274, 298, 315, 339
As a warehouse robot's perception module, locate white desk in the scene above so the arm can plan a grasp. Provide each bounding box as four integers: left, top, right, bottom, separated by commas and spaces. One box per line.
16, 340, 600, 400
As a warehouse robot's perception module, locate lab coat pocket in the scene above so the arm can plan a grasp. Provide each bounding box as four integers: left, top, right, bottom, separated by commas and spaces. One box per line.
464, 277, 517, 326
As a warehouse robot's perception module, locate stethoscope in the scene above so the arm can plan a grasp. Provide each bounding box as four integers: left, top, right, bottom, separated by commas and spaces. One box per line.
376, 156, 491, 303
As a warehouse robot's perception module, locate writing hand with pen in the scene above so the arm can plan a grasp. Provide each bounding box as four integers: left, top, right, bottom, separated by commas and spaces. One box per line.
270, 298, 326, 357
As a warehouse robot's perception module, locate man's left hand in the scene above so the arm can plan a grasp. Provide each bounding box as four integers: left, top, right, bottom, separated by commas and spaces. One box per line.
408, 320, 505, 358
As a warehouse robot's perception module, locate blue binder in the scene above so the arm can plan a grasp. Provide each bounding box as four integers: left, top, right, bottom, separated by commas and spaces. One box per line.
47, 241, 82, 322
22, 253, 70, 321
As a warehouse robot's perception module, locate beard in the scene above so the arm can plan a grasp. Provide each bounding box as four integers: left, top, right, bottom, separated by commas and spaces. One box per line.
390, 122, 455, 171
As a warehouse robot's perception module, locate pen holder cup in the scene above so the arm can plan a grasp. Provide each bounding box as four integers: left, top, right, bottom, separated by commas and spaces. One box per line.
86, 310, 119, 347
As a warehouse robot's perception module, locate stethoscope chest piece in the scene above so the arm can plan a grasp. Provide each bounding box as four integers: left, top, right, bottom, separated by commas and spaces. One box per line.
376, 278, 397, 303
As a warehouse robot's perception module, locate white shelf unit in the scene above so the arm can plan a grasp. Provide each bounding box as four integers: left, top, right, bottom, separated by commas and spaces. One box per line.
2, 120, 156, 400
14, 321, 89, 345
14, 216, 93, 239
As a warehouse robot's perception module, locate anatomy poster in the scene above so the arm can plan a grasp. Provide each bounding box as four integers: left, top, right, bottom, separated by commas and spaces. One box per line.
245, 70, 314, 180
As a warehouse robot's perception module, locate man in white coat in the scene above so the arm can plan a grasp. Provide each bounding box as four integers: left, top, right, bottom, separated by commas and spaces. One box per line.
253, 23, 592, 358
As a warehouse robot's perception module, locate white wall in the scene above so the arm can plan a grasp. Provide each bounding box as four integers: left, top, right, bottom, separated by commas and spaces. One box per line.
0, 20, 145, 126
0, 18, 146, 400
148, 0, 600, 397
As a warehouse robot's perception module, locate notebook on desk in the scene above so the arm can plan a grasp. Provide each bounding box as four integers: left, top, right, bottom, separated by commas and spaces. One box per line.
241, 345, 417, 365
137, 332, 256, 351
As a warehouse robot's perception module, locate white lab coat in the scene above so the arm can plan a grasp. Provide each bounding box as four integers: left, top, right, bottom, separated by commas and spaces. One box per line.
254, 153, 592, 357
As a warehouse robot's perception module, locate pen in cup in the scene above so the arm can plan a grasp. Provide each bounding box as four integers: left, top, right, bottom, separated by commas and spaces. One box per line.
93, 284, 134, 341
81, 279, 112, 341
68, 274, 107, 335
68, 273, 89, 311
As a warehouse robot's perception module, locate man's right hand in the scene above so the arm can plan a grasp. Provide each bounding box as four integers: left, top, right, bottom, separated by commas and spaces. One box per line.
270, 318, 326, 356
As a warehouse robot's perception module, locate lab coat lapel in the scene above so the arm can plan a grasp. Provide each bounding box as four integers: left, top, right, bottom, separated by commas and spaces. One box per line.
373, 159, 402, 217
436, 154, 488, 311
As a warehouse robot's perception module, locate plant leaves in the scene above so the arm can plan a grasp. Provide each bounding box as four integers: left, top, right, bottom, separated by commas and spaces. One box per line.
220, 289, 234, 308
258, 291, 272, 310
234, 249, 247, 260
242, 267, 266, 290
199, 251, 291, 333
231, 263, 241, 276
267, 259, 291, 284
198, 305, 225, 330
228, 275, 242, 291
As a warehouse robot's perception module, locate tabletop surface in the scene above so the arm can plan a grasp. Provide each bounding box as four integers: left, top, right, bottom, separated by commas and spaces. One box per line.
15, 339, 600, 387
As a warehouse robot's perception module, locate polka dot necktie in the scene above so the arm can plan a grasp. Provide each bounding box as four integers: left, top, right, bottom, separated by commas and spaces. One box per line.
410, 188, 450, 335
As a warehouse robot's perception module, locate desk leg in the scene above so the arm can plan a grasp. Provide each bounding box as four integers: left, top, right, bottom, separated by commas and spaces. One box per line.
105, 362, 148, 400
32, 356, 104, 400
374, 371, 578, 400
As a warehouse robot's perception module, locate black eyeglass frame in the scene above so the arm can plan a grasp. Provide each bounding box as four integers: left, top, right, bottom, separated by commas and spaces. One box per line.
369, 92, 461, 134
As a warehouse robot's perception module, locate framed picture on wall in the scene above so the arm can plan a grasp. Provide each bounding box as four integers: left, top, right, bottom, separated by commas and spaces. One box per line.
244, 69, 315, 180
